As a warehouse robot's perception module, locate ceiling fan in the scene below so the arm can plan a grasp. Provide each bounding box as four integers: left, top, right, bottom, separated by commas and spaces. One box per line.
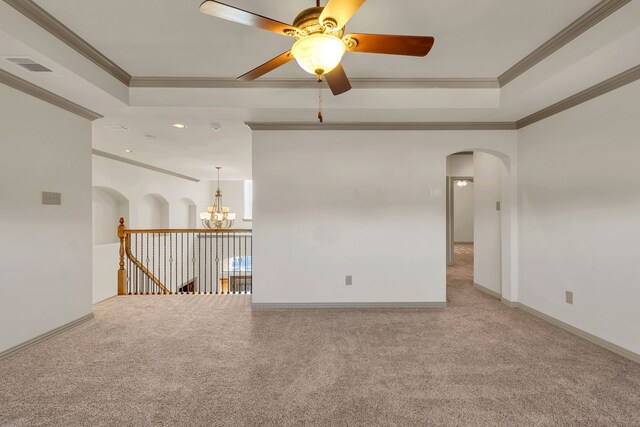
199, 0, 434, 120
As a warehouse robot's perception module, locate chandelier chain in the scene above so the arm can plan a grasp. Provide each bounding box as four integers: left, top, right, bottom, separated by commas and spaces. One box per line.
318, 77, 323, 123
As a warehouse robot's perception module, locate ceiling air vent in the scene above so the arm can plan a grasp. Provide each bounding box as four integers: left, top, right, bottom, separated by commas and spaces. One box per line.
5, 57, 52, 72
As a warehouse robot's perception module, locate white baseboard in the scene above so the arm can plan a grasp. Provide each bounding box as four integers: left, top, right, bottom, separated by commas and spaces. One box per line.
501, 299, 639, 364
473, 282, 501, 299
0, 313, 94, 360
252, 301, 447, 310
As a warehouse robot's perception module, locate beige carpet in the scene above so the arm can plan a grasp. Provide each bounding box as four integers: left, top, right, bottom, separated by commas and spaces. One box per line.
1, 244, 639, 426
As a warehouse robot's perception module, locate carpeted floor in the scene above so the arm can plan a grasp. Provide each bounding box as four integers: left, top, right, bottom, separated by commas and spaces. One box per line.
1, 244, 639, 426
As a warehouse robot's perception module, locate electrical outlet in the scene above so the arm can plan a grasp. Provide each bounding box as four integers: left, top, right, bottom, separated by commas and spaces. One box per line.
345, 275, 352, 286
565, 291, 573, 304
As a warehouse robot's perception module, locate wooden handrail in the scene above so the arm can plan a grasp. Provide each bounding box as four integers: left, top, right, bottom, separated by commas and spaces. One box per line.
123, 228, 252, 234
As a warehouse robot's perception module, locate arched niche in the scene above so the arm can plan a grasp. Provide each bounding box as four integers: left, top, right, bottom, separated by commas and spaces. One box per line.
138, 193, 170, 229
175, 197, 197, 228
92, 186, 129, 245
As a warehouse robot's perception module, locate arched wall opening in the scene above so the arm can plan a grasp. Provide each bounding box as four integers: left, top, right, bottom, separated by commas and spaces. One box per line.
92, 186, 129, 245
138, 193, 170, 229
175, 197, 197, 228
444, 147, 515, 301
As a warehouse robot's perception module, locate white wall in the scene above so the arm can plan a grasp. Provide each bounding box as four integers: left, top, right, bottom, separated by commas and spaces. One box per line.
474, 152, 503, 294
453, 183, 474, 242
0, 84, 92, 353
138, 193, 170, 229
252, 131, 516, 305
447, 154, 475, 243
447, 154, 474, 176
92, 155, 211, 229
92, 187, 128, 245
518, 80, 640, 355
174, 198, 197, 228
92, 243, 119, 304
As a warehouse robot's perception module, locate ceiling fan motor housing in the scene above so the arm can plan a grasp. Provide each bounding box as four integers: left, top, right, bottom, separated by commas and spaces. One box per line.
293, 7, 344, 38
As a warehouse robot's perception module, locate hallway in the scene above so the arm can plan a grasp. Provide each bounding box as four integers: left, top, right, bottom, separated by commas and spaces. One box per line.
1, 250, 639, 426
447, 243, 477, 306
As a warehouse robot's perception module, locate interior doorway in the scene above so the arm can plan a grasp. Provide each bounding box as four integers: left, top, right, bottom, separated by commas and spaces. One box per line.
446, 151, 503, 299
447, 175, 474, 265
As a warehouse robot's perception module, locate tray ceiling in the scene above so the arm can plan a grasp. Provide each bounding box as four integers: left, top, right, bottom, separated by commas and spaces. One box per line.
33, 0, 599, 78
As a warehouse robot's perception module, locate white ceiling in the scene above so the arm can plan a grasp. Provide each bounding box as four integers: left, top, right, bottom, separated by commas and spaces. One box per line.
93, 107, 252, 181
2, 0, 639, 181
34, 0, 598, 78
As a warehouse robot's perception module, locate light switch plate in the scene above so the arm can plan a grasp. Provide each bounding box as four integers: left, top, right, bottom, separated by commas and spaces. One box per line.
345, 275, 352, 286
42, 191, 61, 205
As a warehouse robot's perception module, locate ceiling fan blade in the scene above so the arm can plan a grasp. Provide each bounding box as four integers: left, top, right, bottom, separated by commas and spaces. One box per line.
237, 51, 293, 81
199, 1, 297, 36
319, 0, 366, 30
324, 63, 351, 95
346, 34, 434, 57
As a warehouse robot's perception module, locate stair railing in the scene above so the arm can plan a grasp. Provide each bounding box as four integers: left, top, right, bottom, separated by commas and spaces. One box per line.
117, 217, 252, 295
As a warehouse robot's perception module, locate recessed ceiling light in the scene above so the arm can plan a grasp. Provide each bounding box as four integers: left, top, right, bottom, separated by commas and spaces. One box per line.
125, 149, 134, 153
172, 123, 186, 129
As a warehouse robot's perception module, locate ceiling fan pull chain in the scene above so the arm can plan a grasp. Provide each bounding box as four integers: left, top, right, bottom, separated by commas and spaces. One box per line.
317, 76, 323, 123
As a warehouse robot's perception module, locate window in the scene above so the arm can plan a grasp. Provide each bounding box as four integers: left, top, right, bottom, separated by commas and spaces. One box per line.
243, 180, 253, 221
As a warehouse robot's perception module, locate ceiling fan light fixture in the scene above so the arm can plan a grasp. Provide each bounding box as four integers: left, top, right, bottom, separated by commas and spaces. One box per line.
291, 33, 346, 76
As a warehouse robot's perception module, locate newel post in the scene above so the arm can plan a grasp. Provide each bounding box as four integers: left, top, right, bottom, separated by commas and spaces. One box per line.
117, 217, 127, 295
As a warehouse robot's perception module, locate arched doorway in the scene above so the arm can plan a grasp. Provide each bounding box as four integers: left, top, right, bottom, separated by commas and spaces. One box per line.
445, 148, 515, 301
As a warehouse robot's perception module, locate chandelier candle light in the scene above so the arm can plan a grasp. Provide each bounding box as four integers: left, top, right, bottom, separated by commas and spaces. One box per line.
200, 166, 236, 229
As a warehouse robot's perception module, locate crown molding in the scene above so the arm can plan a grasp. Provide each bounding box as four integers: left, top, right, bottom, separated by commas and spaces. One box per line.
92, 149, 200, 182
0, 69, 103, 120
130, 77, 499, 89
2, 0, 131, 86
498, 0, 631, 86
516, 64, 640, 128
248, 65, 640, 131
245, 122, 517, 131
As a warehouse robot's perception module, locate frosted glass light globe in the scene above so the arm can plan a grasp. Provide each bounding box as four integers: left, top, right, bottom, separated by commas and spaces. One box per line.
292, 34, 346, 76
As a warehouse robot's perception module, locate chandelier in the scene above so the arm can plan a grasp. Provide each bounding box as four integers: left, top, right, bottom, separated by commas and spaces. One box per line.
200, 166, 236, 229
